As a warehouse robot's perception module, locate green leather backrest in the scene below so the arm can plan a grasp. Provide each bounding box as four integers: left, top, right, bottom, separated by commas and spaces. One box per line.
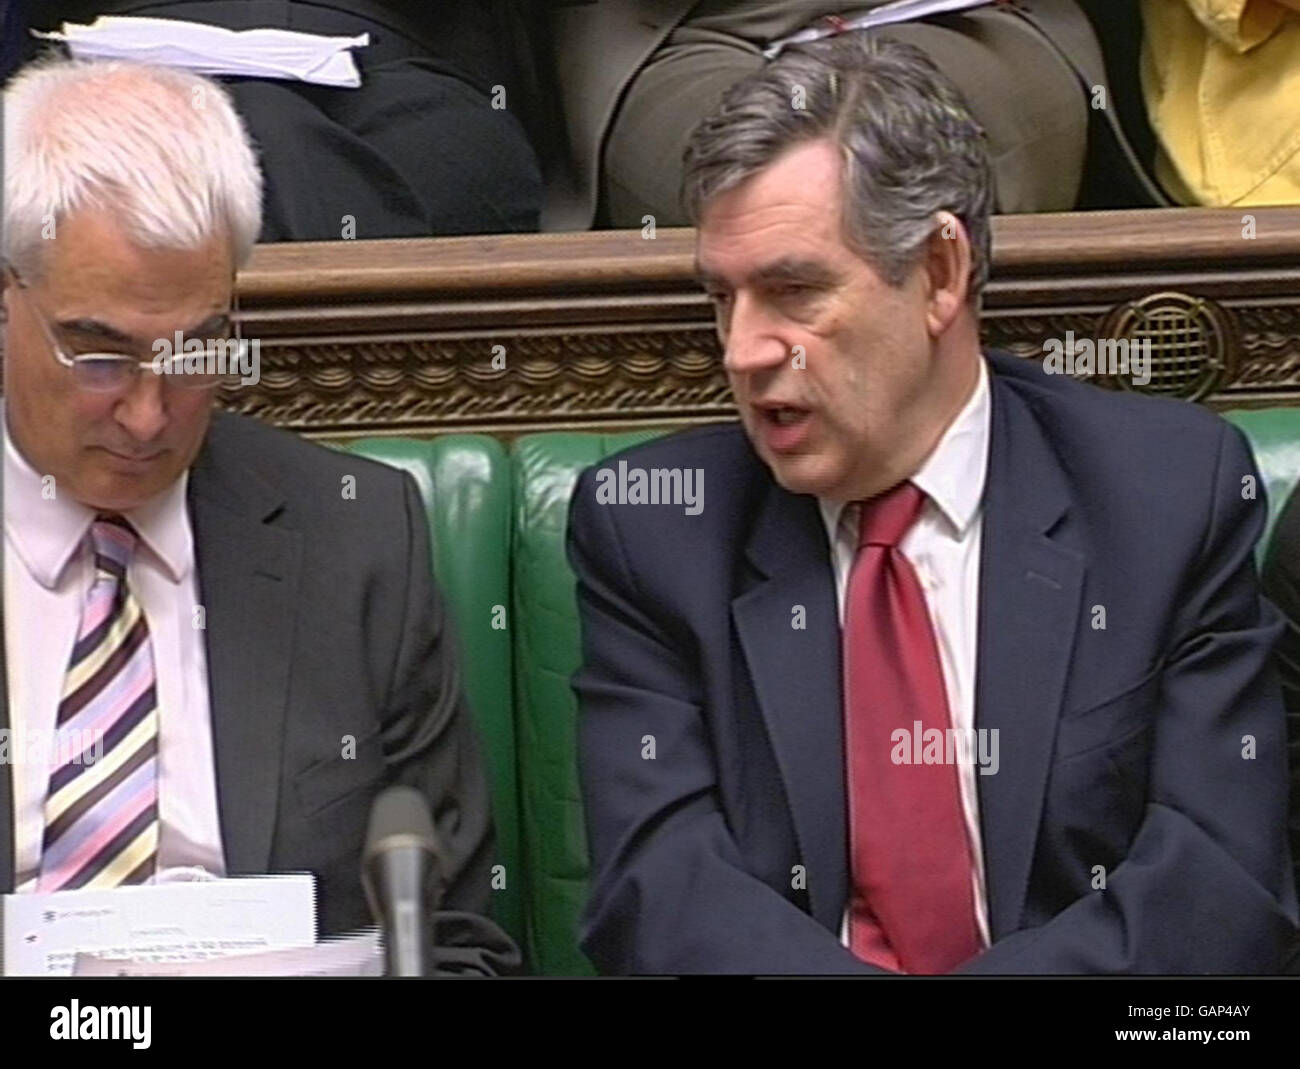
342, 437, 523, 957
511, 430, 668, 975
1222, 408, 1300, 564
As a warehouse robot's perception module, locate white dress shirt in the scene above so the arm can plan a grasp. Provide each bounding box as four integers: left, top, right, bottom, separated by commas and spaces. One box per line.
2, 410, 226, 889
819, 357, 992, 951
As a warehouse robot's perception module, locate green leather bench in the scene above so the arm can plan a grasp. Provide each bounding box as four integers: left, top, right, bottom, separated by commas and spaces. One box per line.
510, 431, 665, 975
344, 407, 1300, 974
342, 437, 523, 959
1223, 410, 1300, 560
342, 430, 660, 974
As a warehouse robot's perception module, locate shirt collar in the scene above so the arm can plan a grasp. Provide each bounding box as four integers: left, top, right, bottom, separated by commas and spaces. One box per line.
818, 355, 991, 542
2, 406, 194, 588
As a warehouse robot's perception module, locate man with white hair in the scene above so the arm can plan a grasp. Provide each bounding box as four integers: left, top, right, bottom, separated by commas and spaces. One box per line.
0, 58, 517, 973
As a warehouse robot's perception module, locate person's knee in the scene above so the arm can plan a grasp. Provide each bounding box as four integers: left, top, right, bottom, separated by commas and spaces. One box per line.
989, 115, 1087, 213
603, 49, 762, 227
873, 16, 1088, 213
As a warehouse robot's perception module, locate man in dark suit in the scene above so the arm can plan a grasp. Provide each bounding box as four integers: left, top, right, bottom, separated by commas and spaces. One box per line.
544, 0, 1167, 230
31, 0, 542, 239
1, 57, 516, 973
567, 34, 1295, 974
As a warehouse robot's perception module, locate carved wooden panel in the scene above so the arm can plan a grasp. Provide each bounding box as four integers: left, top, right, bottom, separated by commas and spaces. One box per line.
10, 207, 1300, 437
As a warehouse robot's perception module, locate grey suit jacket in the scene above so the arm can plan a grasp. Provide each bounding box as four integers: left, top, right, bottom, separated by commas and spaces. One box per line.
543, 0, 1166, 231
0, 410, 518, 975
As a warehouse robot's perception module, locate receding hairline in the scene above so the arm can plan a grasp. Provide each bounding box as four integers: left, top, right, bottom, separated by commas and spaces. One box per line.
3, 56, 264, 279
12, 198, 242, 285
689, 135, 918, 288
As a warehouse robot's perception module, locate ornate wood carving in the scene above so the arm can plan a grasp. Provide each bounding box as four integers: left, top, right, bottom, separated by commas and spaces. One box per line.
12, 207, 1300, 436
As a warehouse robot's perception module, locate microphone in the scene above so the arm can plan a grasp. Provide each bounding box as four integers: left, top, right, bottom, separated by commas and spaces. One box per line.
362, 786, 444, 977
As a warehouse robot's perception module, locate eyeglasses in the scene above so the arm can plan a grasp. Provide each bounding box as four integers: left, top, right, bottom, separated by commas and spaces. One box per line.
4, 264, 244, 393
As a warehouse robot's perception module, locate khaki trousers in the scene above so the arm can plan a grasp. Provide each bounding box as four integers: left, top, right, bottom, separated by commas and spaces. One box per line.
602, 4, 1089, 225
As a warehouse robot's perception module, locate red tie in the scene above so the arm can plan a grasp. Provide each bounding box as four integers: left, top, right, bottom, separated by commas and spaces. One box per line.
842, 481, 981, 974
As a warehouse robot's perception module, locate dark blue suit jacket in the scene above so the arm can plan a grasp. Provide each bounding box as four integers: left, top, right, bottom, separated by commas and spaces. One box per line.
567, 350, 1299, 974
1, 1, 29, 83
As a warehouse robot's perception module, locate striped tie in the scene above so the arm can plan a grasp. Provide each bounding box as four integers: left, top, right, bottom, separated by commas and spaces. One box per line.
37, 514, 160, 892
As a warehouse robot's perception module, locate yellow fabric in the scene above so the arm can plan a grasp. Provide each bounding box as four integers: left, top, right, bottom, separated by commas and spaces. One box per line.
1141, 0, 1300, 205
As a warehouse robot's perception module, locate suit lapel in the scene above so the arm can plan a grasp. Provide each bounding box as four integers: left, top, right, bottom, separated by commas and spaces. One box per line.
188, 418, 301, 877
733, 480, 847, 931
975, 368, 1085, 939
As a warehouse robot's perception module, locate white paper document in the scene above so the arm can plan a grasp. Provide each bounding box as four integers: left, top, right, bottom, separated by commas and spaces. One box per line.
74, 928, 384, 977
763, 0, 995, 58
34, 17, 369, 88
3, 873, 316, 976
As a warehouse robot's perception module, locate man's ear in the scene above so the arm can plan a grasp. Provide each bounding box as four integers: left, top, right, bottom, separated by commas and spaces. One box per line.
922, 211, 972, 337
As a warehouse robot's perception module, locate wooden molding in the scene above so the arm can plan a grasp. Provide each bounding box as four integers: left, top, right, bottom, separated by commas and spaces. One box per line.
12, 208, 1300, 437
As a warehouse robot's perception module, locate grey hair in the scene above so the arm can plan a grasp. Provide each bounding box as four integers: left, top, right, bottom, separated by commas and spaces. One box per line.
681, 34, 993, 298
3, 57, 263, 279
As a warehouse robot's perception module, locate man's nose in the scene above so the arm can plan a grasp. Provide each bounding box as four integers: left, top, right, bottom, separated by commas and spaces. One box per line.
113, 373, 169, 442
722, 294, 793, 376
